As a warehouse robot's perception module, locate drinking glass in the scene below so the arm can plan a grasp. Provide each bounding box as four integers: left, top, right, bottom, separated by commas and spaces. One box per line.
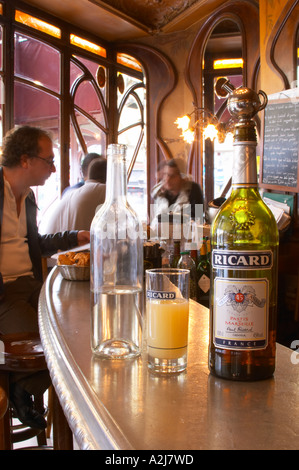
146, 268, 190, 373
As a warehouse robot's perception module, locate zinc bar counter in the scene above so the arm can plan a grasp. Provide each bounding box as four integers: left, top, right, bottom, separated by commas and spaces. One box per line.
38, 266, 299, 450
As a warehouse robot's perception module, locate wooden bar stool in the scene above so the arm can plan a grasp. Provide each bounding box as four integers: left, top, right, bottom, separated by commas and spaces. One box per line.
0, 332, 73, 450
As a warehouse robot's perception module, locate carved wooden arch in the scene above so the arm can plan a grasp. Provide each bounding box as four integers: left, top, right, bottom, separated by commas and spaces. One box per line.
184, 0, 260, 186
265, 0, 299, 89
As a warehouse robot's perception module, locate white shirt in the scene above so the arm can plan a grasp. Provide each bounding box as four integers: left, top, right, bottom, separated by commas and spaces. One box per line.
41, 180, 106, 233
0, 177, 33, 283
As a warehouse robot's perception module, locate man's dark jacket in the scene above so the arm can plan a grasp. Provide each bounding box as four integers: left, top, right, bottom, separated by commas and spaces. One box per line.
0, 167, 79, 282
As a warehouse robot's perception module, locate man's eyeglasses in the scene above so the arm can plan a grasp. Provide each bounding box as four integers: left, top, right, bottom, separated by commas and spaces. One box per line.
31, 155, 55, 166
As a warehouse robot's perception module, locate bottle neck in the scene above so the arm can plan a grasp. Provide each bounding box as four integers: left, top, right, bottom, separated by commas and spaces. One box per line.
232, 140, 258, 189
105, 152, 127, 203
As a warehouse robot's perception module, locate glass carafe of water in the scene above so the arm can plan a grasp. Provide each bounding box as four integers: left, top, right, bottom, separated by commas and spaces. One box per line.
90, 144, 143, 359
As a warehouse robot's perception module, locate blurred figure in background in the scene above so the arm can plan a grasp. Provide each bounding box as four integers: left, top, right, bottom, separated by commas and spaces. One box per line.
151, 158, 203, 224
155, 159, 167, 184
62, 152, 102, 197
44, 157, 107, 233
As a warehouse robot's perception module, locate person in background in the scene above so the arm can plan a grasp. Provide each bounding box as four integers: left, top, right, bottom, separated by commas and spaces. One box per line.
0, 125, 90, 430
156, 159, 167, 184
61, 152, 101, 197
151, 158, 204, 224
43, 157, 107, 233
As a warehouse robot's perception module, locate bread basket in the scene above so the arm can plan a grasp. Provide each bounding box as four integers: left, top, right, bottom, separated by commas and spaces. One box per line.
58, 264, 90, 281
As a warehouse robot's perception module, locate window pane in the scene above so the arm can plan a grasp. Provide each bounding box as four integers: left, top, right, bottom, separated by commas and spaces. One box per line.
119, 93, 143, 130
118, 126, 147, 223
127, 159, 147, 224
14, 81, 59, 125
15, 33, 60, 93
69, 123, 84, 187
117, 53, 142, 72
214, 135, 234, 198
74, 80, 106, 127
117, 73, 142, 107
118, 126, 141, 169
73, 109, 106, 153
117, 70, 146, 223
70, 34, 106, 58
71, 56, 107, 103
70, 56, 108, 188
70, 61, 84, 89
15, 10, 61, 38
213, 58, 243, 69
14, 82, 60, 226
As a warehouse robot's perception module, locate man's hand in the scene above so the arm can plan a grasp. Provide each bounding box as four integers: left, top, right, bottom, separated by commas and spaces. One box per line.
77, 230, 90, 246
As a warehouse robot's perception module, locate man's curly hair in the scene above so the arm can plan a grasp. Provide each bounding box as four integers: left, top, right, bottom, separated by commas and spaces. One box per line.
1, 125, 52, 168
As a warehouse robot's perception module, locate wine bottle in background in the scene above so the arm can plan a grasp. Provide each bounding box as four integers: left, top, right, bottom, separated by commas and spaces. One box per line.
209, 81, 279, 381
171, 240, 181, 267
177, 251, 198, 301
190, 247, 198, 266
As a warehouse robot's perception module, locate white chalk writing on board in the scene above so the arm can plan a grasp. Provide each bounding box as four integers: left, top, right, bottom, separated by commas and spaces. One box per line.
262, 100, 299, 190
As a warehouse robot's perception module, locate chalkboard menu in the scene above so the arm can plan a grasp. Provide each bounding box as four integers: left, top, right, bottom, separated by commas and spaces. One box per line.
260, 98, 299, 192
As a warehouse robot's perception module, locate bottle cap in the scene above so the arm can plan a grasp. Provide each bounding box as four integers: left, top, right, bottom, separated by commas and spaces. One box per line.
180, 251, 190, 255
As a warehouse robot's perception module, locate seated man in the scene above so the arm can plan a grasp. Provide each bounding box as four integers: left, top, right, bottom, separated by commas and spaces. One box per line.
0, 125, 89, 429
42, 157, 106, 233
61, 152, 101, 197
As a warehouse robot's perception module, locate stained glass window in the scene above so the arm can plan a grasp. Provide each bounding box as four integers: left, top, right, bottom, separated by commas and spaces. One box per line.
15, 10, 61, 38
1, 4, 147, 226
70, 34, 106, 58
117, 53, 142, 72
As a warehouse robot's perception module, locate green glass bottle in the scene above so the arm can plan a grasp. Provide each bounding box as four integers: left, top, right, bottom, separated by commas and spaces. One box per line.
209, 82, 279, 381
171, 240, 181, 268
177, 251, 198, 301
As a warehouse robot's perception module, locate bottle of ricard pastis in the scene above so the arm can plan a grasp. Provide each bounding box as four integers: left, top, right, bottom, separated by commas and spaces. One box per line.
209, 81, 279, 381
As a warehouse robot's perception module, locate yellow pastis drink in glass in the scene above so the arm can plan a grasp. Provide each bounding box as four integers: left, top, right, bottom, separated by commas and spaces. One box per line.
147, 298, 189, 359
146, 269, 190, 373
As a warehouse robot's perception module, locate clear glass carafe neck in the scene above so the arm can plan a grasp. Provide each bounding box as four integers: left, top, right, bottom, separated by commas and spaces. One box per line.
105, 144, 127, 203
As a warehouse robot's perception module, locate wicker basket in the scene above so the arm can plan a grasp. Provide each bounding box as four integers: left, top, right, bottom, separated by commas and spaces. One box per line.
58, 264, 90, 281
